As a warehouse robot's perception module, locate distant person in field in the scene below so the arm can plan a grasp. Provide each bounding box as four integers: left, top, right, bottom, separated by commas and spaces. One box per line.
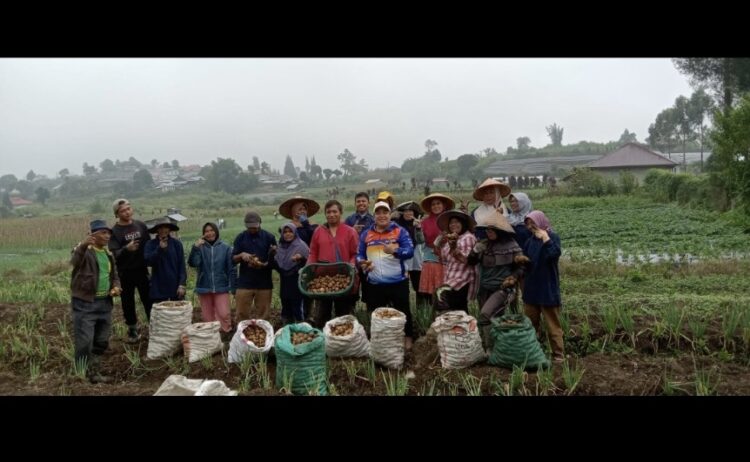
232, 211, 277, 321
109, 198, 152, 343
269, 222, 309, 325
418, 193, 455, 304
522, 210, 564, 363
507, 192, 533, 249
188, 222, 236, 338
144, 218, 187, 304
471, 178, 511, 241
345, 192, 375, 305
70, 219, 122, 384
307, 199, 360, 327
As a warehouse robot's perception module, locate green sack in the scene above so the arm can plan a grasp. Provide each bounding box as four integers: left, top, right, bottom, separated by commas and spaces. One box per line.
488, 313, 550, 370
274, 324, 328, 395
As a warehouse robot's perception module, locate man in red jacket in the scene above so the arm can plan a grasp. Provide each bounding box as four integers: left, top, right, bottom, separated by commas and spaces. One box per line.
306, 200, 359, 327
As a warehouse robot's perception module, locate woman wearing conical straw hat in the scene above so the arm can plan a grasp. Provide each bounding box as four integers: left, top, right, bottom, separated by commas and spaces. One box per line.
471, 178, 511, 240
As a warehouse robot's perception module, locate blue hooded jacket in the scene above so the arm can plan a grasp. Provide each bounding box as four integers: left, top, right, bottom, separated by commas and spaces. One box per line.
188, 222, 237, 294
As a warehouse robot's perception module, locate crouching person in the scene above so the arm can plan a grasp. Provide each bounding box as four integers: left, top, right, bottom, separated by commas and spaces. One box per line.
70, 219, 122, 383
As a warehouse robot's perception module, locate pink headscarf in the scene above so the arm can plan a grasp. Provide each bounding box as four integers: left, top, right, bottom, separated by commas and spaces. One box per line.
525, 210, 553, 233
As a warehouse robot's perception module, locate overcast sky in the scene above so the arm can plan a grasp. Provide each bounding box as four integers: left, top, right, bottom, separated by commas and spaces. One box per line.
0, 58, 694, 178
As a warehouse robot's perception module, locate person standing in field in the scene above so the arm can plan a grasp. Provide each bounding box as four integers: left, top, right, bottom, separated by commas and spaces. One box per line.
522, 210, 565, 363
109, 198, 151, 343
232, 211, 277, 321
188, 222, 236, 339
70, 219, 122, 384
144, 217, 187, 304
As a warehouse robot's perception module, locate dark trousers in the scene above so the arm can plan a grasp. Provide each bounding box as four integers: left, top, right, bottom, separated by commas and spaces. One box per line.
281, 296, 305, 323
315, 296, 355, 328
72, 297, 113, 363
366, 279, 414, 338
441, 284, 469, 312
477, 287, 514, 325
118, 270, 151, 326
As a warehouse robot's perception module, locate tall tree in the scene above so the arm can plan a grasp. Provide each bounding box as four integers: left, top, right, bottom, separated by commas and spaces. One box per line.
162, 161, 170, 168
618, 129, 638, 145
100, 159, 115, 172
710, 93, 750, 210
323, 168, 333, 181
260, 161, 271, 175
26, 170, 36, 181
516, 137, 531, 152
82, 162, 97, 176
673, 58, 750, 115
673, 95, 697, 171
58, 168, 69, 178
284, 155, 297, 178
456, 154, 479, 179
425, 139, 438, 152
305, 156, 310, 173
172, 160, 180, 169
481, 147, 499, 157
0, 174, 18, 190
310, 164, 322, 180
546, 123, 564, 146
647, 108, 678, 158
132, 169, 154, 191
35, 187, 50, 205
150, 159, 159, 167
204, 158, 257, 194
253, 156, 261, 171
128, 156, 142, 168
337, 149, 358, 177
687, 87, 716, 172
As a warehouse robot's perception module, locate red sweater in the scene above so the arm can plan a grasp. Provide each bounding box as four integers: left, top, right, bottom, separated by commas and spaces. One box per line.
308, 223, 359, 265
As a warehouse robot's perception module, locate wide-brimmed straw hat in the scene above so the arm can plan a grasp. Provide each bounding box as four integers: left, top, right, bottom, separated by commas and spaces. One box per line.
475, 210, 515, 234
278, 196, 320, 219
148, 216, 179, 233
473, 178, 511, 201
395, 201, 424, 218
437, 209, 476, 233
420, 193, 456, 215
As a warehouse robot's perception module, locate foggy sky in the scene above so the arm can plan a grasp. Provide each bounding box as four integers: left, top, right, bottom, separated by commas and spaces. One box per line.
0, 58, 694, 178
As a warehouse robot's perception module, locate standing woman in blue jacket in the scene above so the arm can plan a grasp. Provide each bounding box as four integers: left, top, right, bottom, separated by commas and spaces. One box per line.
144, 218, 187, 304
522, 210, 564, 362
188, 222, 237, 335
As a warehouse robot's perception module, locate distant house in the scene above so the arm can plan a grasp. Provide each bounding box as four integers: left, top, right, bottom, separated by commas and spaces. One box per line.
365, 178, 382, 185
431, 178, 450, 189
588, 143, 678, 181
286, 183, 300, 191
10, 197, 33, 207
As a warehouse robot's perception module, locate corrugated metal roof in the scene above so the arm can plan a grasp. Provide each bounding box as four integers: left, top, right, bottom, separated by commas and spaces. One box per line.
589, 143, 678, 168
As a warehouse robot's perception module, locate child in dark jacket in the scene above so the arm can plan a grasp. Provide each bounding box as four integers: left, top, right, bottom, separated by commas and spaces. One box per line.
188, 222, 237, 334
522, 210, 564, 362
270, 222, 310, 324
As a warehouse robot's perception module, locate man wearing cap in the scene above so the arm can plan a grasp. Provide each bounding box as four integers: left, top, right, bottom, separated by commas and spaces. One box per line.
232, 211, 278, 321
109, 198, 152, 343
307, 200, 360, 326
70, 219, 122, 383
471, 178, 511, 240
376, 190, 401, 221
357, 201, 415, 350
144, 217, 187, 303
